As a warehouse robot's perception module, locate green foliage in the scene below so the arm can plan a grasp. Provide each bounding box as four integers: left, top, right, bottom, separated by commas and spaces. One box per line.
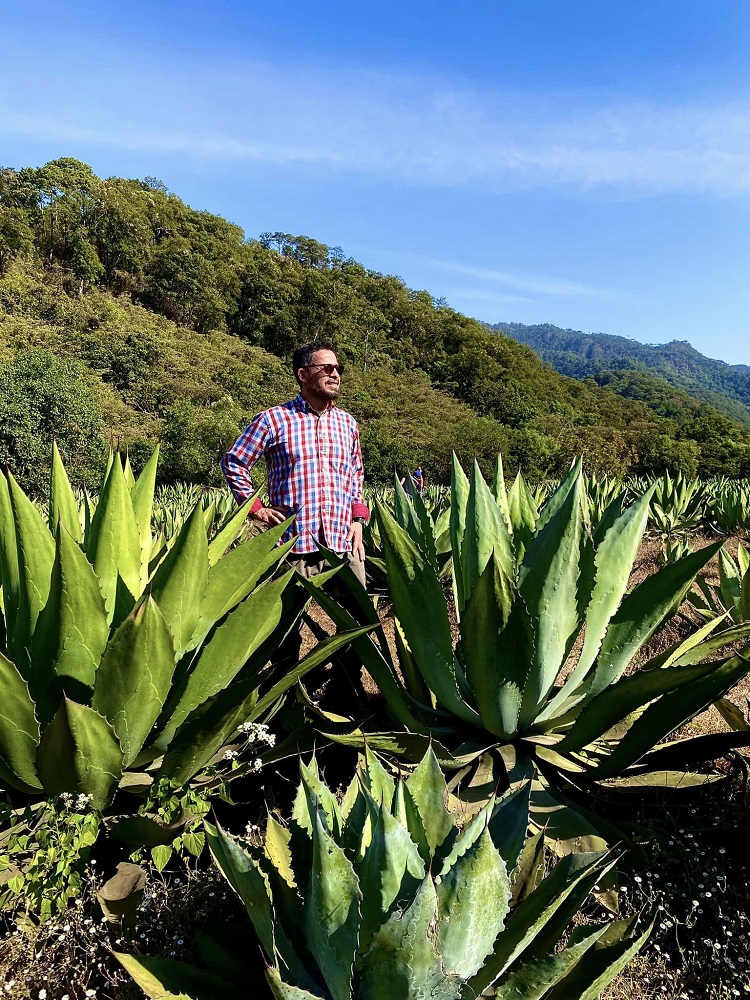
116, 748, 649, 999
0, 349, 105, 494
1, 159, 748, 483
0, 793, 100, 920
0, 446, 363, 821
313, 456, 750, 849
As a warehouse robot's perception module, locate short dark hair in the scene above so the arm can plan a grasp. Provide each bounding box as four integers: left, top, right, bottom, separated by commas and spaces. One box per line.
292, 341, 336, 383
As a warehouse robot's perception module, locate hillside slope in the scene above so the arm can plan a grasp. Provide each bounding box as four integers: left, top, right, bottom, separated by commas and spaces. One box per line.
493, 321, 750, 427
1, 157, 749, 488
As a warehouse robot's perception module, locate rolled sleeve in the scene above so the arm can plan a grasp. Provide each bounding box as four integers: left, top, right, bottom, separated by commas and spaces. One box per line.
221, 413, 272, 504
349, 423, 370, 521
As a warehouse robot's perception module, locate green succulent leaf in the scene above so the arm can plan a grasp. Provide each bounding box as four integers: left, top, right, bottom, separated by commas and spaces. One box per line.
30, 522, 109, 720
86, 454, 141, 620
437, 827, 510, 979
305, 808, 362, 1000
357, 797, 426, 946
518, 473, 585, 726
0, 652, 41, 792
490, 924, 609, 1000
378, 503, 479, 726
49, 440, 83, 544
36, 699, 124, 809
405, 747, 455, 862
150, 504, 209, 659
114, 951, 243, 999
358, 876, 462, 1000
92, 597, 177, 767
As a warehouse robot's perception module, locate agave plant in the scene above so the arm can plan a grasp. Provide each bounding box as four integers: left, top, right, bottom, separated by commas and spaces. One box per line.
117, 747, 649, 999
300, 455, 750, 849
706, 479, 750, 537
0, 445, 364, 813
690, 540, 750, 626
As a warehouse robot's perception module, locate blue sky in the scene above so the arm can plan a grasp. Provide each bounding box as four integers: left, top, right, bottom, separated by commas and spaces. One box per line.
2, 1, 750, 364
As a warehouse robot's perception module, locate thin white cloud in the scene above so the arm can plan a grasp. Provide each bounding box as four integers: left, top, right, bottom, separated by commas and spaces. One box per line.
426, 260, 606, 299
5, 56, 750, 196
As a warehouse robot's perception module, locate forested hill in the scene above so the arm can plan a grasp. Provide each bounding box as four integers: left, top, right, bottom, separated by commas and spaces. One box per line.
493, 321, 750, 427
1, 157, 749, 491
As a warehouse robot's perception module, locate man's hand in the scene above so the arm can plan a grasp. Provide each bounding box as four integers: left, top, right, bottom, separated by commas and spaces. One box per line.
347, 520, 365, 562
251, 506, 287, 527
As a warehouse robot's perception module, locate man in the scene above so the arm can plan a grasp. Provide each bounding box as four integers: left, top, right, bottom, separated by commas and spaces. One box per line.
221, 340, 369, 586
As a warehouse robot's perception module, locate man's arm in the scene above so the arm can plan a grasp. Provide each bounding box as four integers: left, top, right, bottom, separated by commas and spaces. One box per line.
346, 422, 369, 560
221, 414, 284, 524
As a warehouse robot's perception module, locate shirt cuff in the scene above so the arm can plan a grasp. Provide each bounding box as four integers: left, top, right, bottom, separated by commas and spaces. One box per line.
352, 501, 370, 521
249, 497, 263, 513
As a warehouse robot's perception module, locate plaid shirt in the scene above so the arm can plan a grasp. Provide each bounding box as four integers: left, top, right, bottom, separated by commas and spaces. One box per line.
221, 395, 370, 555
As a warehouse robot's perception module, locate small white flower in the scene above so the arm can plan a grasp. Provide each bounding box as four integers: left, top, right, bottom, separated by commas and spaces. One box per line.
38, 992, 47, 1000
224, 749, 238, 760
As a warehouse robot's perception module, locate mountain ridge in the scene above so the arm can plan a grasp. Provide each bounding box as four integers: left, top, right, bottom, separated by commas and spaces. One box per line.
492, 321, 750, 426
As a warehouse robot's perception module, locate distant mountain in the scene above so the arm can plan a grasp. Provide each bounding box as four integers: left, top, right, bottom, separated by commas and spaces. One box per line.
492, 322, 750, 427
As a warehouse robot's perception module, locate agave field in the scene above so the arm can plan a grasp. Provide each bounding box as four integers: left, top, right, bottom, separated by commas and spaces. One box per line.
1, 450, 750, 999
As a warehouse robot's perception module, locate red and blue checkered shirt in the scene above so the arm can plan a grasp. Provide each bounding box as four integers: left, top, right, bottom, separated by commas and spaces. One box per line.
221, 395, 370, 555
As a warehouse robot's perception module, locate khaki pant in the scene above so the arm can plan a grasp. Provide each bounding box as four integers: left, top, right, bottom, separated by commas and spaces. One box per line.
272, 549, 367, 672
288, 549, 366, 589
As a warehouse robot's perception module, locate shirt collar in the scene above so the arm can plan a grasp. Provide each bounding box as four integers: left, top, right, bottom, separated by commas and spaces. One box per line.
293, 393, 335, 415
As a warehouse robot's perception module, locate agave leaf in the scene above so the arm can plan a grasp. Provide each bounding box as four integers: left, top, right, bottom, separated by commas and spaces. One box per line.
393, 474, 433, 565
586, 541, 724, 698
92, 597, 177, 767
509, 830, 545, 906
30, 523, 109, 721
718, 548, 742, 620
405, 747, 455, 862
467, 851, 612, 995
536, 459, 582, 531
296, 571, 428, 732
160, 627, 372, 783
543, 920, 652, 1000
50, 441, 83, 544
205, 822, 277, 960
265, 969, 325, 1000
150, 504, 209, 658
0, 652, 42, 792
115, 951, 242, 999
409, 475, 439, 570
378, 504, 480, 727
542, 487, 655, 720
130, 447, 159, 579
492, 452, 512, 529
449, 453, 471, 614
460, 460, 515, 608
357, 797, 425, 946
462, 555, 528, 739
437, 827, 510, 979
487, 779, 532, 872
86, 455, 141, 620
362, 746, 396, 807
0, 473, 22, 662
306, 808, 361, 1000
207, 494, 256, 566
36, 699, 123, 809
585, 654, 750, 779
298, 757, 343, 839
715, 697, 749, 731
556, 660, 726, 754
624, 729, 750, 773
7, 471, 55, 663
518, 474, 584, 726
357, 876, 462, 1000
188, 522, 295, 651
160, 574, 296, 747
392, 780, 431, 863
507, 471, 538, 562
490, 924, 609, 1000
266, 813, 296, 888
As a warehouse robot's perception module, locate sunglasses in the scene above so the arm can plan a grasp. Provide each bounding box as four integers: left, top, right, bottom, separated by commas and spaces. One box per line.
303, 363, 345, 376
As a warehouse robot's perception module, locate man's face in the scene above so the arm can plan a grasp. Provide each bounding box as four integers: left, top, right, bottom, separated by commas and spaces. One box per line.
298, 349, 341, 401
